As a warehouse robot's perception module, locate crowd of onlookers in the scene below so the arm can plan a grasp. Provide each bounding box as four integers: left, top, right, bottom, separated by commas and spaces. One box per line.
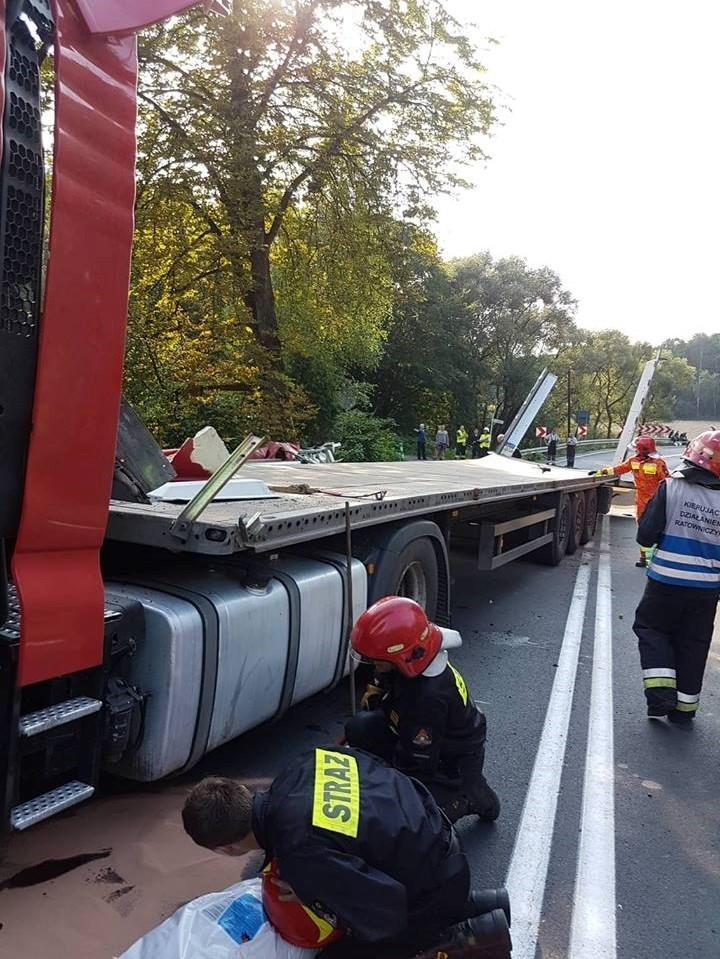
413, 423, 493, 460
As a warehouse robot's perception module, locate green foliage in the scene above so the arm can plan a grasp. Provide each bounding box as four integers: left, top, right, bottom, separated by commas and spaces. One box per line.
333, 411, 403, 462
128, 0, 497, 440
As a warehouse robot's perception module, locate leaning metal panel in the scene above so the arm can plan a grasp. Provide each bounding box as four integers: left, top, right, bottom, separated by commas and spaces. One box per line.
0, 0, 54, 537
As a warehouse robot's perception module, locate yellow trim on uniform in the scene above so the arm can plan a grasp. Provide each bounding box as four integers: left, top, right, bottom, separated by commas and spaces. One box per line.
449, 664, 469, 706
312, 749, 360, 838
301, 904, 336, 942
642, 464, 658, 474
643, 677, 677, 689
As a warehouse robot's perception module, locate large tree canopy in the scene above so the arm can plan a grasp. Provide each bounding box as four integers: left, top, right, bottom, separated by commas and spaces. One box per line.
135, 1, 495, 389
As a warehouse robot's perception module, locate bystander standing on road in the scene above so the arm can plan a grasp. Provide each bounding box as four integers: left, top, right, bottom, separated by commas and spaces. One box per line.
435, 425, 449, 459
470, 427, 481, 458
414, 423, 427, 460
566, 433, 577, 467
546, 429, 559, 465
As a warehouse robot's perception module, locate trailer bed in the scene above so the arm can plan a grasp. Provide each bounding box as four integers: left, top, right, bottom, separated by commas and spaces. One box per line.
106, 454, 609, 555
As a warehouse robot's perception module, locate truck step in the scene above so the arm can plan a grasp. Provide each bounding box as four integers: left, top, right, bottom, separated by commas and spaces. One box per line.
19, 697, 103, 737
10, 781, 95, 831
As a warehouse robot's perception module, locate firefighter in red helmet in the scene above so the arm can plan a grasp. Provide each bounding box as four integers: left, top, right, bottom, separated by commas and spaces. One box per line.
345, 596, 500, 824
633, 430, 720, 724
599, 435, 669, 566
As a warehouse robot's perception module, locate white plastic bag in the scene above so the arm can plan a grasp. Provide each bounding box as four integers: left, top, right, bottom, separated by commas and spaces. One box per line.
117, 877, 319, 959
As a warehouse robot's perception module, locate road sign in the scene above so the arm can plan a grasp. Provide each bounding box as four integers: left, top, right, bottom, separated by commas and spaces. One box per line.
638, 423, 672, 436
536, 426, 547, 438
577, 425, 588, 437
576, 410, 589, 427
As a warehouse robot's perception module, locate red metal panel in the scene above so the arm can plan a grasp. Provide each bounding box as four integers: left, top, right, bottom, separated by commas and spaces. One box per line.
0, 1, 5, 180
73, 0, 230, 36
12, 2, 138, 686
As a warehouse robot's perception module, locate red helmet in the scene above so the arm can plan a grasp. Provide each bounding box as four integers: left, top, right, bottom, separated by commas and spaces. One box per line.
634, 436, 656, 455
262, 860, 342, 949
683, 430, 720, 477
350, 596, 442, 678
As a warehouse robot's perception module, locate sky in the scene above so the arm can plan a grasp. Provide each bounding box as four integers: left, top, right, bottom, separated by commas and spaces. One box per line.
432, 0, 720, 345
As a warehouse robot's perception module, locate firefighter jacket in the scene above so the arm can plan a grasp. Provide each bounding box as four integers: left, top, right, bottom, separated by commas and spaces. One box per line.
479, 430, 491, 450
638, 469, 720, 589
251, 747, 467, 943
366, 652, 486, 780
611, 454, 669, 516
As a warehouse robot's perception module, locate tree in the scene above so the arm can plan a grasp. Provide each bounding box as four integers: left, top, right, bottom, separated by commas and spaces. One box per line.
372, 232, 479, 432
449, 254, 579, 426
137, 0, 496, 383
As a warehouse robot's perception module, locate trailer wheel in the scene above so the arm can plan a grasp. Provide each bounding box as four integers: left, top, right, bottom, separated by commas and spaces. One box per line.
581, 488, 598, 544
566, 492, 586, 555
382, 537, 439, 618
536, 493, 571, 565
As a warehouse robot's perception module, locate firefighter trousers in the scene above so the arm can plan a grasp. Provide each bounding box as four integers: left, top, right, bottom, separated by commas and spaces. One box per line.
345, 710, 494, 822
632, 578, 719, 715
318, 829, 473, 958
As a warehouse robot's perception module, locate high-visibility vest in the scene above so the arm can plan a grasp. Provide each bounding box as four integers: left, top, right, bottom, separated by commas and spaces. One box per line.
479, 431, 491, 449
457, 427, 468, 445
648, 479, 720, 589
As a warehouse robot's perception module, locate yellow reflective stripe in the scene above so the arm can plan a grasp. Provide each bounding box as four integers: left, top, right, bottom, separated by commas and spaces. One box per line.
301, 905, 335, 942
643, 677, 677, 689
642, 464, 658, 474
675, 701, 698, 713
312, 749, 360, 838
450, 664, 468, 706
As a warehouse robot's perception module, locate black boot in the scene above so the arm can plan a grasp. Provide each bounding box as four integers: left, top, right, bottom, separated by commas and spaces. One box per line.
414, 909, 512, 958
467, 888, 511, 926
467, 783, 501, 822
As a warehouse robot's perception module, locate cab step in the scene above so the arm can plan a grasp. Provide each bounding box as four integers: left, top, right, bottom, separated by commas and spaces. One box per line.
10, 781, 95, 831
19, 697, 103, 737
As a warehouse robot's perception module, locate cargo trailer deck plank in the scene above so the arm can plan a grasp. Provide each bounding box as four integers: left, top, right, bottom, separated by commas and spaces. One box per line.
107, 454, 610, 554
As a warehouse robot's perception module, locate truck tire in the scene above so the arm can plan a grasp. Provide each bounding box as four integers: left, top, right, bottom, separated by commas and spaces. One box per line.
388, 537, 439, 618
581, 488, 598, 544
535, 492, 571, 565
597, 484, 613, 515
565, 492, 586, 555
357, 520, 449, 623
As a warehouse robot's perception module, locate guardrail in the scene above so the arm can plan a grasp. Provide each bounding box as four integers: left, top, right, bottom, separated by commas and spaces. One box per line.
521, 438, 618, 458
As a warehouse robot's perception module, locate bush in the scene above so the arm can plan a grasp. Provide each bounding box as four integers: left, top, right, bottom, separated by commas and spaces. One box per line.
332, 410, 403, 462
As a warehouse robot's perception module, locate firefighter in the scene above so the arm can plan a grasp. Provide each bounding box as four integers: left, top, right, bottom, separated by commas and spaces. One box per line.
599, 435, 670, 566
345, 596, 500, 824
632, 430, 720, 725
182, 749, 512, 958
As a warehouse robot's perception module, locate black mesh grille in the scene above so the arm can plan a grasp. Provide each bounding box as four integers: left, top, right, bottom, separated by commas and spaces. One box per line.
0, 0, 54, 537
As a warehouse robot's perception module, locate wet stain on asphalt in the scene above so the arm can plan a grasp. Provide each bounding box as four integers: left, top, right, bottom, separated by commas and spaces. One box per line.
104, 885, 134, 904
0, 849, 111, 891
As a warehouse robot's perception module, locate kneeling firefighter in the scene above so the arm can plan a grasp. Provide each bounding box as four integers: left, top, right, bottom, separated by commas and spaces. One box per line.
183, 748, 512, 959
346, 596, 500, 824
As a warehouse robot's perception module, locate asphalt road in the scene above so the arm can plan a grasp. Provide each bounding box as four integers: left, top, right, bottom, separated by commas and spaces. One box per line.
1, 505, 718, 958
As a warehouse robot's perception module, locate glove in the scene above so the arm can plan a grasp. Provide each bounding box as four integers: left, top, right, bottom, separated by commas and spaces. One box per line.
360, 683, 384, 711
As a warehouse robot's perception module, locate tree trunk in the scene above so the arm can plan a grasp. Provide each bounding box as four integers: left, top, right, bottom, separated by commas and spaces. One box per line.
246, 239, 283, 359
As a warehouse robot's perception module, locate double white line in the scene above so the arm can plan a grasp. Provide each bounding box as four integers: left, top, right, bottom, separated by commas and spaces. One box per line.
505, 521, 616, 959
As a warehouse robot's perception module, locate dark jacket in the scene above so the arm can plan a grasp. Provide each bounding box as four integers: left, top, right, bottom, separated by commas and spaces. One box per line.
251, 747, 467, 942
371, 655, 486, 779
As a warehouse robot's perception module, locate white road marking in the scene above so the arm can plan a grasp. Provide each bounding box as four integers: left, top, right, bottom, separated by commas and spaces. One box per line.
505, 552, 592, 959
568, 519, 617, 959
